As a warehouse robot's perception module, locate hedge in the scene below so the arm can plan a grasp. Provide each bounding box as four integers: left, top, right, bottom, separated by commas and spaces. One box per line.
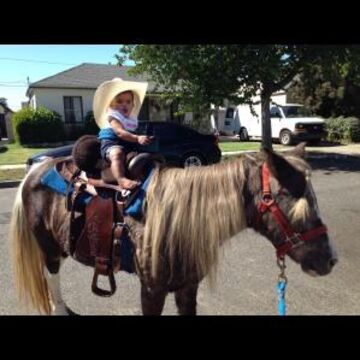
324, 117, 360, 143
12, 107, 65, 144
84, 111, 99, 135
63, 111, 99, 141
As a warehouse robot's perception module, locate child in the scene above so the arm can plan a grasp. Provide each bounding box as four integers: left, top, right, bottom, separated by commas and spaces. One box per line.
94, 78, 153, 190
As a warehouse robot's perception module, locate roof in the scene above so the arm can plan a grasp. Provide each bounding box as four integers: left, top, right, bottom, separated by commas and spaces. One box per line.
0, 103, 14, 113
26, 63, 159, 96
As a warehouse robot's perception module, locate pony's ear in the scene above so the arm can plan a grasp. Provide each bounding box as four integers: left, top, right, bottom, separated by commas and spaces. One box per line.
283, 142, 306, 158
262, 147, 306, 198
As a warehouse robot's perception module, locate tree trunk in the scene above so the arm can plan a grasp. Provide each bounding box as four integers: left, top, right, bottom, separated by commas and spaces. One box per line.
261, 86, 273, 150
210, 105, 219, 133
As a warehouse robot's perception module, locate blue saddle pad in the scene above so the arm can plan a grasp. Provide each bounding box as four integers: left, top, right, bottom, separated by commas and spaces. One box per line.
41, 165, 154, 217
40, 167, 92, 205
124, 168, 154, 218
41, 166, 71, 195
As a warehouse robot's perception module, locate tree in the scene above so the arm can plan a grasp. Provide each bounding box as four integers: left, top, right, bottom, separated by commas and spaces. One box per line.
0, 97, 8, 108
117, 45, 349, 149
287, 46, 360, 118
117, 45, 254, 131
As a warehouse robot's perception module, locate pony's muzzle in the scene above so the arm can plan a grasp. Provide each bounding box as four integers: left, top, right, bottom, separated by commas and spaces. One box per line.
301, 248, 338, 276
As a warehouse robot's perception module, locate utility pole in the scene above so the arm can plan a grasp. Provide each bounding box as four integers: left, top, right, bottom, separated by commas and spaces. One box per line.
26, 77, 31, 107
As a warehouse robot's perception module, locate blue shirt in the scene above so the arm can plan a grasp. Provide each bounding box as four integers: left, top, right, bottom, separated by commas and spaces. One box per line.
98, 127, 118, 140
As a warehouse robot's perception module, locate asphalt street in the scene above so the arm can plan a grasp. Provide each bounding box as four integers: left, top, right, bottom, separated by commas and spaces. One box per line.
1, 155, 359, 315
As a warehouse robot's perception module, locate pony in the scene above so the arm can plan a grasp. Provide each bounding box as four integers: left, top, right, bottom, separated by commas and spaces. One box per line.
10, 142, 337, 315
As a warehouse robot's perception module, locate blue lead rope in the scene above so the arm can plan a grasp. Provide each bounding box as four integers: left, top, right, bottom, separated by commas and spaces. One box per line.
277, 279, 287, 316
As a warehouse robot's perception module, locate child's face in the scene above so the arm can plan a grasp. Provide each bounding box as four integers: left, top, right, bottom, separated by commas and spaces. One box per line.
110, 91, 134, 117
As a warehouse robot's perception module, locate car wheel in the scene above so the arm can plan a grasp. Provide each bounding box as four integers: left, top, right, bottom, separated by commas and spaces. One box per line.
183, 153, 205, 167
239, 128, 249, 142
280, 130, 293, 146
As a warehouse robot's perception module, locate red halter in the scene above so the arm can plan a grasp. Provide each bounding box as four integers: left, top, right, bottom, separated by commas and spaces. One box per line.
258, 163, 328, 259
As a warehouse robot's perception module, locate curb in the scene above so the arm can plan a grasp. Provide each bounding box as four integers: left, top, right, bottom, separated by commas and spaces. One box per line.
0, 151, 359, 189
0, 180, 21, 189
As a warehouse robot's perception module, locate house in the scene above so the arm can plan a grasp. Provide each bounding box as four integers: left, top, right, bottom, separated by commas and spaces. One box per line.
21, 101, 29, 109
26, 63, 184, 133
0, 103, 14, 141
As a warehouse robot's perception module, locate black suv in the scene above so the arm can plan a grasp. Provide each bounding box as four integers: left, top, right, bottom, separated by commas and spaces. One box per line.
26, 121, 221, 171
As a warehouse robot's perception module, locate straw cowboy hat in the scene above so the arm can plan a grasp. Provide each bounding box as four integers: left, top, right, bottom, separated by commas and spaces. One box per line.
93, 77, 148, 129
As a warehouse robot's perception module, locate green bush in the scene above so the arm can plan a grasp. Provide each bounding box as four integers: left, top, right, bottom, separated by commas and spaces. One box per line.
325, 117, 360, 143
12, 107, 65, 144
64, 124, 87, 141
84, 111, 99, 135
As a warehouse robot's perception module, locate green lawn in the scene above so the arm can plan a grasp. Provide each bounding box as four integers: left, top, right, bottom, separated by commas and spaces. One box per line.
219, 141, 260, 152
0, 141, 260, 167
0, 143, 49, 166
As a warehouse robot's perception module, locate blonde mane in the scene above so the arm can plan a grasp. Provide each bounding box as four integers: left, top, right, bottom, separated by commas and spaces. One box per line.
142, 157, 248, 283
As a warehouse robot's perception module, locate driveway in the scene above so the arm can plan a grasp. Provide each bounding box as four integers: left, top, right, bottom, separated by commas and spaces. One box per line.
0, 156, 359, 315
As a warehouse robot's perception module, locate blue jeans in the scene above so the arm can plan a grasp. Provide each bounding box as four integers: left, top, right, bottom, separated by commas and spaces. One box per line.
100, 139, 139, 160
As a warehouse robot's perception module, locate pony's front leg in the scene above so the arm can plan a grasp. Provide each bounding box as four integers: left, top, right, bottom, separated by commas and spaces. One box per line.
141, 284, 168, 315
174, 283, 199, 315
45, 258, 76, 316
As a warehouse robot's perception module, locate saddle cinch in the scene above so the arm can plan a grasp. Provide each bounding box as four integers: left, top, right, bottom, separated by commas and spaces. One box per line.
56, 135, 163, 297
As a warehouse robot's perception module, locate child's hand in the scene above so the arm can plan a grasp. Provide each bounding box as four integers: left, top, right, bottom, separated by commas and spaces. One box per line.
137, 135, 154, 145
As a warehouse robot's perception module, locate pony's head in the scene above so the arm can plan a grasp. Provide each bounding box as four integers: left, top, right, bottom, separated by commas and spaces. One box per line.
249, 143, 337, 276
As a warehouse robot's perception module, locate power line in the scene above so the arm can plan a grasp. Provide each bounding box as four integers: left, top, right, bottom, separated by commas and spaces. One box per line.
0, 79, 27, 84
0, 84, 27, 87
0, 57, 78, 66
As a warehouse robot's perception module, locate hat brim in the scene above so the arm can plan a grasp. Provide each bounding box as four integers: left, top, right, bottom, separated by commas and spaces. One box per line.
93, 78, 148, 129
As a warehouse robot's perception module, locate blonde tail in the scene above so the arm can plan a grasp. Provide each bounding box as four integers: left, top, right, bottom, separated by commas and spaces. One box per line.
10, 179, 52, 315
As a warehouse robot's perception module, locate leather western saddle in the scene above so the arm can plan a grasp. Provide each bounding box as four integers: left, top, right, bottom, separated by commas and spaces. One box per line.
56, 135, 163, 297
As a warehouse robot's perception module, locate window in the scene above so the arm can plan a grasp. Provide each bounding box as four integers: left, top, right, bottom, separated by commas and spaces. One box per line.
138, 97, 150, 120
0, 113, 6, 139
270, 106, 281, 118
281, 106, 312, 118
154, 123, 198, 142
136, 121, 153, 135
225, 107, 235, 118
63, 96, 83, 123
169, 99, 184, 124
148, 96, 171, 121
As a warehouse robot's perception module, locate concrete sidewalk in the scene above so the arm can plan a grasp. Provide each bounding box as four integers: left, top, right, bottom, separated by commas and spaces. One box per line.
0, 164, 26, 170
223, 143, 360, 159
274, 143, 360, 156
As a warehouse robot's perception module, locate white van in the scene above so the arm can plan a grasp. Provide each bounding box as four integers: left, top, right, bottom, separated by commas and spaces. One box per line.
218, 102, 326, 145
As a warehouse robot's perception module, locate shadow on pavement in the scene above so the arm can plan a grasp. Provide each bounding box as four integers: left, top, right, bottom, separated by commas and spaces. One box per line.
307, 154, 360, 174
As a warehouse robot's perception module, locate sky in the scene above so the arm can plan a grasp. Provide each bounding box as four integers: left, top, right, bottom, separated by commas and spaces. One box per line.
0, 45, 132, 110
